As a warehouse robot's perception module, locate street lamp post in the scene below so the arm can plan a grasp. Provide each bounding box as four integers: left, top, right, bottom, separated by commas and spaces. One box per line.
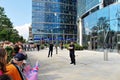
63, 30, 65, 43
102, 23, 108, 61
51, 29, 53, 43
54, 12, 57, 44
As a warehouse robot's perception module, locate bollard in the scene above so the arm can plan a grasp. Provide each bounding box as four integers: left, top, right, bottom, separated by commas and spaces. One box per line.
104, 49, 108, 61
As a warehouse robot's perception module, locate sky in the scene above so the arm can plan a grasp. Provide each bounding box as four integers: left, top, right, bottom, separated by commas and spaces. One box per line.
0, 0, 32, 40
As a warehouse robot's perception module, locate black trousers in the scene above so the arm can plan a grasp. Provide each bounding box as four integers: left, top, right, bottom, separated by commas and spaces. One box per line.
70, 52, 76, 64
48, 50, 53, 57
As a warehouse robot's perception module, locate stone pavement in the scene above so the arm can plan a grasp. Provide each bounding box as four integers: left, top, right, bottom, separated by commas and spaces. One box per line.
27, 48, 120, 80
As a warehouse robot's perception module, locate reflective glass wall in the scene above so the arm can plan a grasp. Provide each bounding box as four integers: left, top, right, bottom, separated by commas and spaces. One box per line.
103, 0, 119, 7
32, 0, 77, 43
83, 3, 120, 51
77, 0, 101, 17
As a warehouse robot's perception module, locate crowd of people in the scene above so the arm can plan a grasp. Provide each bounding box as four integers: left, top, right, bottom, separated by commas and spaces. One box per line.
0, 40, 76, 80
0, 41, 27, 80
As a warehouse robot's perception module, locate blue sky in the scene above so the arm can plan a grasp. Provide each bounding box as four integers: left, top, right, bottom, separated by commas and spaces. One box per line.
0, 0, 32, 40
0, 0, 32, 26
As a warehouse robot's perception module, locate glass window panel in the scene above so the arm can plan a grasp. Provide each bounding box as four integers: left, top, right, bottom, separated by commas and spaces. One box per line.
110, 4, 117, 20
97, 7, 110, 21
84, 12, 97, 28
110, 20, 118, 32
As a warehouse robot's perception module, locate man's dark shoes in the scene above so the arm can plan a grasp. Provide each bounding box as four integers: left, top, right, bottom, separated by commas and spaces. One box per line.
70, 62, 73, 64
74, 63, 76, 65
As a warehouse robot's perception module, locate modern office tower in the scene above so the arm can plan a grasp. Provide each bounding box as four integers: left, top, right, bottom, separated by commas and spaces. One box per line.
77, 0, 120, 50
32, 0, 77, 44
28, 26, 33, 41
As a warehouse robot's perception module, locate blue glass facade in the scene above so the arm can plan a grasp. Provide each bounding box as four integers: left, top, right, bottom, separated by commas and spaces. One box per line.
77, 0, 101, 17
77, 0, 120, 50
32, 0, 77, 43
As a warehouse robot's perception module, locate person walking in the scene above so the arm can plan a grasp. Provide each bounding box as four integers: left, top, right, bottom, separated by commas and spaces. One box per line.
68, 41, 76, 65
60, 42, 63, 50
55, 44, 58, 54
36, 43, 40, 51
48, 42, 54, 57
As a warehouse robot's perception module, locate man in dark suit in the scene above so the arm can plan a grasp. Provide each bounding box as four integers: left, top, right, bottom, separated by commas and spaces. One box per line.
68, 41, 76, 65
48, 42, 54, 57
36, 43, 40, 51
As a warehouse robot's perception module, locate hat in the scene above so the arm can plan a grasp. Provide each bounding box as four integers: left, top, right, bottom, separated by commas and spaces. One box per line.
14, 53, 26, 61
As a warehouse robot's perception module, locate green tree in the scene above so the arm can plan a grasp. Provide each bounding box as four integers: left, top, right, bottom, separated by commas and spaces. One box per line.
0, 6, 26, 43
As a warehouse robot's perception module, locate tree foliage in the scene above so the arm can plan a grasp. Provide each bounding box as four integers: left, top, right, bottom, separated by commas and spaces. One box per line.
0, 6, 26, 43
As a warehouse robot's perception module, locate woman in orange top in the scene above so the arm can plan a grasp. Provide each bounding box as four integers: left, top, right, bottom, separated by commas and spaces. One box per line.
6, 53, 27, 80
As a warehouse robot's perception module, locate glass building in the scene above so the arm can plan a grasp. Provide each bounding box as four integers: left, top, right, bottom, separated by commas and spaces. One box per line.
32, 0, 77, 44
77, 0, 120, 51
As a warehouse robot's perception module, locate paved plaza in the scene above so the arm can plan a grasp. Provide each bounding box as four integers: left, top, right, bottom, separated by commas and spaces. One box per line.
27, 48, 120, 80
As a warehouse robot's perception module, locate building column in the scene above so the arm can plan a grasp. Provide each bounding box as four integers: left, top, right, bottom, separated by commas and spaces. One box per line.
78, 18, 82, 46
100, 0, 104, 9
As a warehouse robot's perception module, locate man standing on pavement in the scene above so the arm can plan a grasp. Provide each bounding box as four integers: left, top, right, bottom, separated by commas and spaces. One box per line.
36, 43, 40, 51
48, 42, 54, 57
68, 41, 76, 65
55, 43, 58, 54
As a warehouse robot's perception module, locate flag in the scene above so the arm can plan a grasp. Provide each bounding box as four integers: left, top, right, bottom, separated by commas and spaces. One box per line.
24, 61, 39, 80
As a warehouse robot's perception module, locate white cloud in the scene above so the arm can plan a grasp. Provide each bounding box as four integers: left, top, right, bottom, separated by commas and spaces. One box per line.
14, 23, 31, 40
